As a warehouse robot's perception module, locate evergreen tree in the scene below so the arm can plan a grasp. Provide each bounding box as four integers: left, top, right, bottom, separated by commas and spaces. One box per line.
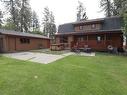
100, 0, 113, 17
20, 0, 32, 32
113, 0, 127, 16
31, 10, 40, 34
1, 0, 32, 32
42, 7, 56, 39
0, 10, 3, 28
1, 0, 21, 30
77, 1, 88, 21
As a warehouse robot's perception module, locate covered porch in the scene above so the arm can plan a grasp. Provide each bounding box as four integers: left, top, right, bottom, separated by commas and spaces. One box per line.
55, 32, 123, 51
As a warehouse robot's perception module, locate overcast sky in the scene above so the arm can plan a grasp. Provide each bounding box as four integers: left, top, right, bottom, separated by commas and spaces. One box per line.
30, 0, 105, 26
0, 0, 105, 26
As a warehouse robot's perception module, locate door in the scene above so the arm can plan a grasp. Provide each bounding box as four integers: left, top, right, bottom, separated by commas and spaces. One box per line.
8, 37, 16, 52
0, 38, 3, 52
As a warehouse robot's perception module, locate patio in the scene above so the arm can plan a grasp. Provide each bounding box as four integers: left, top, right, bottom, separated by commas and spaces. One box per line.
3, 50, 95, 64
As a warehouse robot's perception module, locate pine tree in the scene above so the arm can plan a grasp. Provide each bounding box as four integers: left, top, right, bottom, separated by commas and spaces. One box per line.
20, 0, 32, 32
113, 0, 127, 16
100, 0, 113, 17
77, 1, 88, 21
0, 10, 3, 28
1, 0, 21, 30
42, 7, 56, 39
31, 11, 40, 34
1, 0, 32, 32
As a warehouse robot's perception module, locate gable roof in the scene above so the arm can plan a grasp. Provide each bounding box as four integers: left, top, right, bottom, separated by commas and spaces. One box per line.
57, 16, 123, 34
0, 29, 50, 39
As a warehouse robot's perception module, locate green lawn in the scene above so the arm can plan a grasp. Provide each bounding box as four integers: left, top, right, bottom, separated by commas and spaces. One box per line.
0, 53, 127, 95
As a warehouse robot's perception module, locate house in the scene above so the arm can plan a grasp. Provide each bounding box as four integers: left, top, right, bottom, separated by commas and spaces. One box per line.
55, 16, 123, 51
0, 29, 50, 52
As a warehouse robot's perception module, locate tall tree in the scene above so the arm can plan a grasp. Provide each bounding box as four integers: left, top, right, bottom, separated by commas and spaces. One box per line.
31, 10, 40, 33
113, 0, 127, 16
1, 0, 32, 32
20, 0, 32, 32
42, 7, 56, 39
100, 0, 113, 17
1, 0, 20, 30
0, 10, 3, 28
77, 1, 88, 21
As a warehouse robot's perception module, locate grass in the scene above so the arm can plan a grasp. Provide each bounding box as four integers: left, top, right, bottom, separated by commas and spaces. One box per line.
0, 53, 127, 95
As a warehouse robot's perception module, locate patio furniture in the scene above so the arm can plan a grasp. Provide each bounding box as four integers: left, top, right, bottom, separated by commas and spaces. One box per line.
83, 45, 92, 53
50, 44, 64, 51
83, 48, 92, 53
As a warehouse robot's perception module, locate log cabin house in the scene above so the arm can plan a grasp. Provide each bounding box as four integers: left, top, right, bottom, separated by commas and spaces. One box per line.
0, 29, 50, 52
55, 16, 123, 51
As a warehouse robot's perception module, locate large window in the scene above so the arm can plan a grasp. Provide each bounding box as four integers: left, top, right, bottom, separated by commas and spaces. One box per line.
20, 38, 30, 44
60, 36, 68, 43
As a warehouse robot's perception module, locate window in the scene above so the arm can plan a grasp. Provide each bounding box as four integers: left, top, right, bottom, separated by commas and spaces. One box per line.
91, 24, 96, 29
60, 36, 68, 43
96, 35, 104, 42
20, 38, 30, 44
97, 36, 101, 42
79, 26, 83, 30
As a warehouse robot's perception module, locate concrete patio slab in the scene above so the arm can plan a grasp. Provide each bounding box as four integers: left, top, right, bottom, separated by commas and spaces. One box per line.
3, 52, 95, 64
3, 52, 72, 64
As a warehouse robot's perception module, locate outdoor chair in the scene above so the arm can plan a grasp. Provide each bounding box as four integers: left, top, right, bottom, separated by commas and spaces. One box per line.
71, 45, 80, 54
83, 45, 92, 53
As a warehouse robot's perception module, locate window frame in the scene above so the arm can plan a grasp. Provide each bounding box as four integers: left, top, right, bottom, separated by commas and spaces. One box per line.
91, 24, 96, 29
79, 26, 83, 30
20, 38, 30, 44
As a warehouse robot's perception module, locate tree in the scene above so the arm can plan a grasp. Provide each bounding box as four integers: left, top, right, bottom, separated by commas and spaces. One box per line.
31, 11, 40, 33
42, 7, 56, 39
2, 18, 17, 30
77, 1, 88, 21
20, 0, 32, 32
0, 10, 3, 28
100, 0, 113, 17
1, 0, 20, 30
1, 0, 32, 32
113, 0, 127, 16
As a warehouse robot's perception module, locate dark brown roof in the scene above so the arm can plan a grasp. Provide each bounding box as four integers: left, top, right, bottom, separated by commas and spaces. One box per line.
0, 29, 50, 39
56, 29, 122, 36
58, 16, 123, 34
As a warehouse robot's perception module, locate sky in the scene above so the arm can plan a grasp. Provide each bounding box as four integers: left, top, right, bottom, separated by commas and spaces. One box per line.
0, 0, 105, 26
30, 0, 105, 26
